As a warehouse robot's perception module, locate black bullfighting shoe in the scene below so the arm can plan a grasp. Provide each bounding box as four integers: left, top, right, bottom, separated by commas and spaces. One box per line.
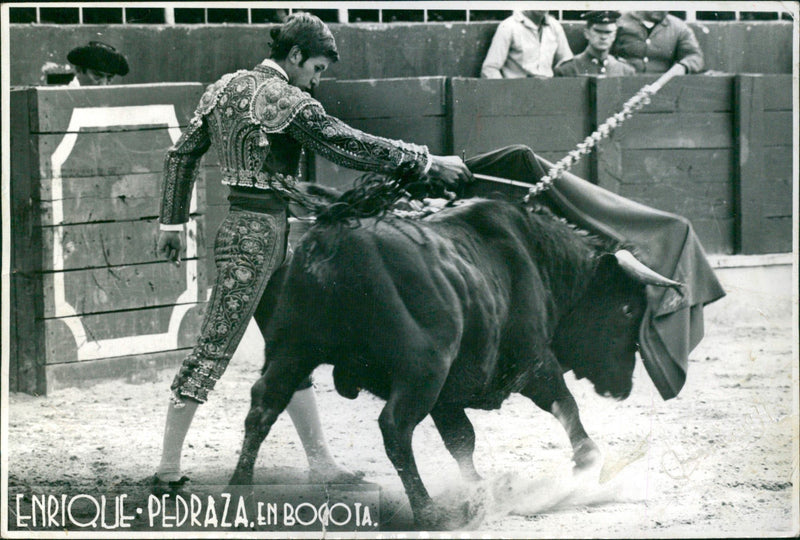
150, 474, 191, 497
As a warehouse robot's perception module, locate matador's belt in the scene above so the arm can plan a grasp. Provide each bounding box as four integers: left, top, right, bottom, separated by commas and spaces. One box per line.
220, 167, 298, 191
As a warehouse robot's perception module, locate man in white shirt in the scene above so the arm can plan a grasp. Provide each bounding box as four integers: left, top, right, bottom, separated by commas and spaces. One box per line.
481, 10, 573, 79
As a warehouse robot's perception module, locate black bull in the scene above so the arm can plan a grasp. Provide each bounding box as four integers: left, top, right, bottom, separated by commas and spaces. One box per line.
228, 197, 680, 526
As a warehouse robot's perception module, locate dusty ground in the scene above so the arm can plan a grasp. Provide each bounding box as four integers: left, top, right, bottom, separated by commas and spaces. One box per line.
5, 287, 798, 537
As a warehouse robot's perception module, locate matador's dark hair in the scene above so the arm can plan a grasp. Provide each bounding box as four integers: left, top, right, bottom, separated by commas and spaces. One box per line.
269, 12, 339, 63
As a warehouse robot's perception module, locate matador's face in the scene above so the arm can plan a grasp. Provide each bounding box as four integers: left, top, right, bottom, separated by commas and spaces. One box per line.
286, 54, 331, 92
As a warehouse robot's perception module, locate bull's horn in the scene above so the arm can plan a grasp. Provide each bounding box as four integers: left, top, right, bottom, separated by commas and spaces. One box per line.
614, 249, 683, 289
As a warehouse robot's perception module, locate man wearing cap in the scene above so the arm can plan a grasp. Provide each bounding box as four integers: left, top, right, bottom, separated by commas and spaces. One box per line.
611, 11, 704, 76
554, 11, 635, 77
67, 41, 129, 86
481, 10, 573, 79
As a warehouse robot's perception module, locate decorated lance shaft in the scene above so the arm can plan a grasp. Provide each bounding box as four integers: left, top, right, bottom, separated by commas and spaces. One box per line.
518, 67, 683, 203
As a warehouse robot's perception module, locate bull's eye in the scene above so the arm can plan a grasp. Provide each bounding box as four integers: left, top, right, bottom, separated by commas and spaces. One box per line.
622, 304, 634, 318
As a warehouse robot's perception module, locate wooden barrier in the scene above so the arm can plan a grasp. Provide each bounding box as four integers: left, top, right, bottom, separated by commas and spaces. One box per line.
594, 75, 736, 254
308, 74, 792, 256
313, 76, 450, 188
8, 75, 793, 394
595, 74, 793, 255
735, 74, 793, 254
10, 84, 209, 394
449, 77, 593, 180
8, 22, 794, 87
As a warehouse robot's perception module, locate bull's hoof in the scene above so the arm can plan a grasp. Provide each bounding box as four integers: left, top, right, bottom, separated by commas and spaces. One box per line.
572, 439, 602, 471
414, 504, 450, 531
416, 493, 486, 531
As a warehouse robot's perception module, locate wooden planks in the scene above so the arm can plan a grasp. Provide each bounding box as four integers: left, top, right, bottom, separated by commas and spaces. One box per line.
615, 182, 734, 220
453, 115, 590, 154
610, 112, 733, 150
311, 74, 791, 257
763, 75, 793, 110
45, 348, 190, 392
312, 77, 450, 198
41, 261, 205, 317
735, 74, 793, 254
43, 304, 205, 365
38, 173, 206, 226
594, 75, 734, 113
449, 77, 591, 158
40, 218, 205, 270
37, 129, 179, 179
595, 76, 739, 253
7, 23, 793, 88
449, 77, 588, 116
318, 77, 446, 119
761, 111, 792, 147
9, 85, 209, 394
29, 83, 203, 133
615, 149, 733, 184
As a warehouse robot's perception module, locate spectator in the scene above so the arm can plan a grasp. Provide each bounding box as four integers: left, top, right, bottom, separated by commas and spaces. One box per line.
554, 11, 635, 77
481, 10, 573, 79
611, 11, 704, 76
67, 41, 129, 86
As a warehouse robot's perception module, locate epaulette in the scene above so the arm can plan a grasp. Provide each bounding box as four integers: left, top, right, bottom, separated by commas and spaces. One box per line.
189, 69, 249, 127
251, 76, 319, 133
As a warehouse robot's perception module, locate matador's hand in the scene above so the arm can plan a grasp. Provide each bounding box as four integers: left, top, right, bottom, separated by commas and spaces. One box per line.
157, 230, 184, 266
427, 155, 474, 190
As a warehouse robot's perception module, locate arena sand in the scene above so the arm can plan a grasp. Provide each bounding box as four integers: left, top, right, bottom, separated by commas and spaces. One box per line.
6, 284, 797, 536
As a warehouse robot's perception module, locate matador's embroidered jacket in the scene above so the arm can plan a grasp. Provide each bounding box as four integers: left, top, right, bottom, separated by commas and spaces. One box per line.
160, 59, 431, 225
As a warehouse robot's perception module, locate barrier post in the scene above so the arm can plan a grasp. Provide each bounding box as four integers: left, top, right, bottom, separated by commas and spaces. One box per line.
9, 88, 47, 394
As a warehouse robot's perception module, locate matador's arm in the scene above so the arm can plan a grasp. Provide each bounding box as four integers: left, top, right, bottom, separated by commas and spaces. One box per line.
285, 102, 431, 179
159, 118, 212, 226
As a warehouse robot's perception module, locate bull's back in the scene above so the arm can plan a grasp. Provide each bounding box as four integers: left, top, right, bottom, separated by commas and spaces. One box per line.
267, 199, 564, 406
269, 219, 464, 360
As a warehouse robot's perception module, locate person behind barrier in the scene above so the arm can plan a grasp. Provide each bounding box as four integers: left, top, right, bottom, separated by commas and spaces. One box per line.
153, 12, 472, 495
481, 10, 573, 79
554, 11, 635, 77
611, 10, 704, 76
67, 41, 129, 86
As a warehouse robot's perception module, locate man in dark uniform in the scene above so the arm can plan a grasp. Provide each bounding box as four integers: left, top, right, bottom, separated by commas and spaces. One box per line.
554, 11, 635, 77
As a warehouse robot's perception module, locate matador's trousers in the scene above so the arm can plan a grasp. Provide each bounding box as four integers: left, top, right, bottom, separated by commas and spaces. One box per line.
171, 201, 311, 404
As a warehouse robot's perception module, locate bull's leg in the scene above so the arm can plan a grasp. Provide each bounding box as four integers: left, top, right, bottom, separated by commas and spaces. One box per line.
379, 375, 447, 528
548, 393, 601, 469
520, 354, 601, 470
430, 404, 481, 482
228, 353, 315, 486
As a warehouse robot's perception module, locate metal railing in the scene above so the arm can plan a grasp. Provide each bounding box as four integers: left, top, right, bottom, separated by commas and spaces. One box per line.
9, 6, 795, 25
